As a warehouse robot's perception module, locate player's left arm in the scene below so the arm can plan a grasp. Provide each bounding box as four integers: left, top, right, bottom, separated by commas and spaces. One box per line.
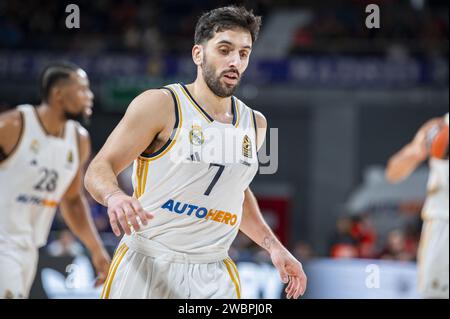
240, 111, 307, 299
59, 125, 111, 286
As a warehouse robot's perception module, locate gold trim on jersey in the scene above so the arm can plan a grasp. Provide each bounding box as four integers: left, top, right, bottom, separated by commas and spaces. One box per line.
101, 244, 129, 299
179, 84, 212, 123
135, 157, 151, 198
135, 159, 142, 198
138, 86, 183, 162
100, 243, 126, 298
141, 161, 149, 197
179, 84, 241, 127
224, 258, 241, 299
233, 97, 240, 128
226, 257, 241, 288
250, 110, 256, 131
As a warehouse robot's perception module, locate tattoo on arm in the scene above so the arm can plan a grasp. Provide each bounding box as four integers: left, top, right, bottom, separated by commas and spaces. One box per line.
262, 236, 276, 251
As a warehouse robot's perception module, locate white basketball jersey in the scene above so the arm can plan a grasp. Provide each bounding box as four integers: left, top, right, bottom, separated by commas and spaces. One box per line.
0, 105, 80, 248
131, 83, 259, 255
422, 113, 449, 221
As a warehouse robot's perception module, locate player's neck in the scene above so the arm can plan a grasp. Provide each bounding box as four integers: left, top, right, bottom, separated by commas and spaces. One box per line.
187, 80, 232, 117
35, 103, 66, 138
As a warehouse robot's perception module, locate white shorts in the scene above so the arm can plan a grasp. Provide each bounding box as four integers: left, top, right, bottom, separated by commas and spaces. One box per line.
101, 234, 241, 299
0, 243, 38, 299
417, 219, 449, 299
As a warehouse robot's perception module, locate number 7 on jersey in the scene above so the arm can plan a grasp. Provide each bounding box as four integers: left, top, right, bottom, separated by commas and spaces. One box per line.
204, 163, 225, 196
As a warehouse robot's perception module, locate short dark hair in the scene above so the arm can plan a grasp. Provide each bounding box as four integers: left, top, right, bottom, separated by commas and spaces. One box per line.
40, 61, 80, 102
194, 6, 262, 45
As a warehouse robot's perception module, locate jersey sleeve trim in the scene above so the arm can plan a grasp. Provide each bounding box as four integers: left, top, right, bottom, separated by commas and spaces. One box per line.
179, 83, 214, 123
139, 86, 183, 161
251, 109, 258, 148
232, 97, 240, 128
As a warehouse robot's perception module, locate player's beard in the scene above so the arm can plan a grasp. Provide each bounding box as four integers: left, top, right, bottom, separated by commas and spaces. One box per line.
202, 56, 240, 98
64, 109, 90, 126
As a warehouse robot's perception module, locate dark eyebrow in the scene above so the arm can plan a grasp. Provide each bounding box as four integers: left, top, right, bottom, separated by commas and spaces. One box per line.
216, 40, 252, 50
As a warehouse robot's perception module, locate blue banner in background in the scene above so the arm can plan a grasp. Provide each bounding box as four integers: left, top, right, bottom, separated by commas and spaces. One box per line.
0, 51, 447, 88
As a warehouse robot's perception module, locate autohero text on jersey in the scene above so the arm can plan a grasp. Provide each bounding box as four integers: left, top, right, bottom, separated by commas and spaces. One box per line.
161, 199, 238, 226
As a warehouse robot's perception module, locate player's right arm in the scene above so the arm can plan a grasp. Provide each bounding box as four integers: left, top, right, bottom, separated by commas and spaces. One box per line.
0, 110, 23, 163
84, 89, 174, 236
385, 117, 443, 183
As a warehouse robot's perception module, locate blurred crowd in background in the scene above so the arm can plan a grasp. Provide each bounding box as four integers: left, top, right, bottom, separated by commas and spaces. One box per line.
1, 0, 448, 56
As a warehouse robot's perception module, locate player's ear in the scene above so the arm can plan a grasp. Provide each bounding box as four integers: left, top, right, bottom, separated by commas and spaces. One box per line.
192, 44, 203, 66
50, 86, 62, 102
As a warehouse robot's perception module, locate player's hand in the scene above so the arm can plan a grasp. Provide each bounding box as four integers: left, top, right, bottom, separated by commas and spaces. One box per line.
91, 248, 111, 287
412, 117, 445, 160
106, 192, 154, 236
270, 247, 307, 299
417, 118, 445, 137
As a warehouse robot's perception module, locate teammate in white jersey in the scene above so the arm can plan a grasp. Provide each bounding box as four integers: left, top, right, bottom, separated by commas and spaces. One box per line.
386, 113, 449, 299
0, 62, 110, 298
85, 6, 307, 299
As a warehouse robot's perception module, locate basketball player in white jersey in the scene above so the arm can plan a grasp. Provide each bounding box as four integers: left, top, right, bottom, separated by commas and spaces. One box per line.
0, 62, 110, 298
386, 113, 449, 299
85, 6, 307, 299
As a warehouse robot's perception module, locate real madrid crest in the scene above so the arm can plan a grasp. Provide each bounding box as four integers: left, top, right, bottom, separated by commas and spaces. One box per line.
65, 149, 75, 169
242, 135, 252, 158
67, 150, 73, 163
189, 124, 204, 146
30, 139, 40, 154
